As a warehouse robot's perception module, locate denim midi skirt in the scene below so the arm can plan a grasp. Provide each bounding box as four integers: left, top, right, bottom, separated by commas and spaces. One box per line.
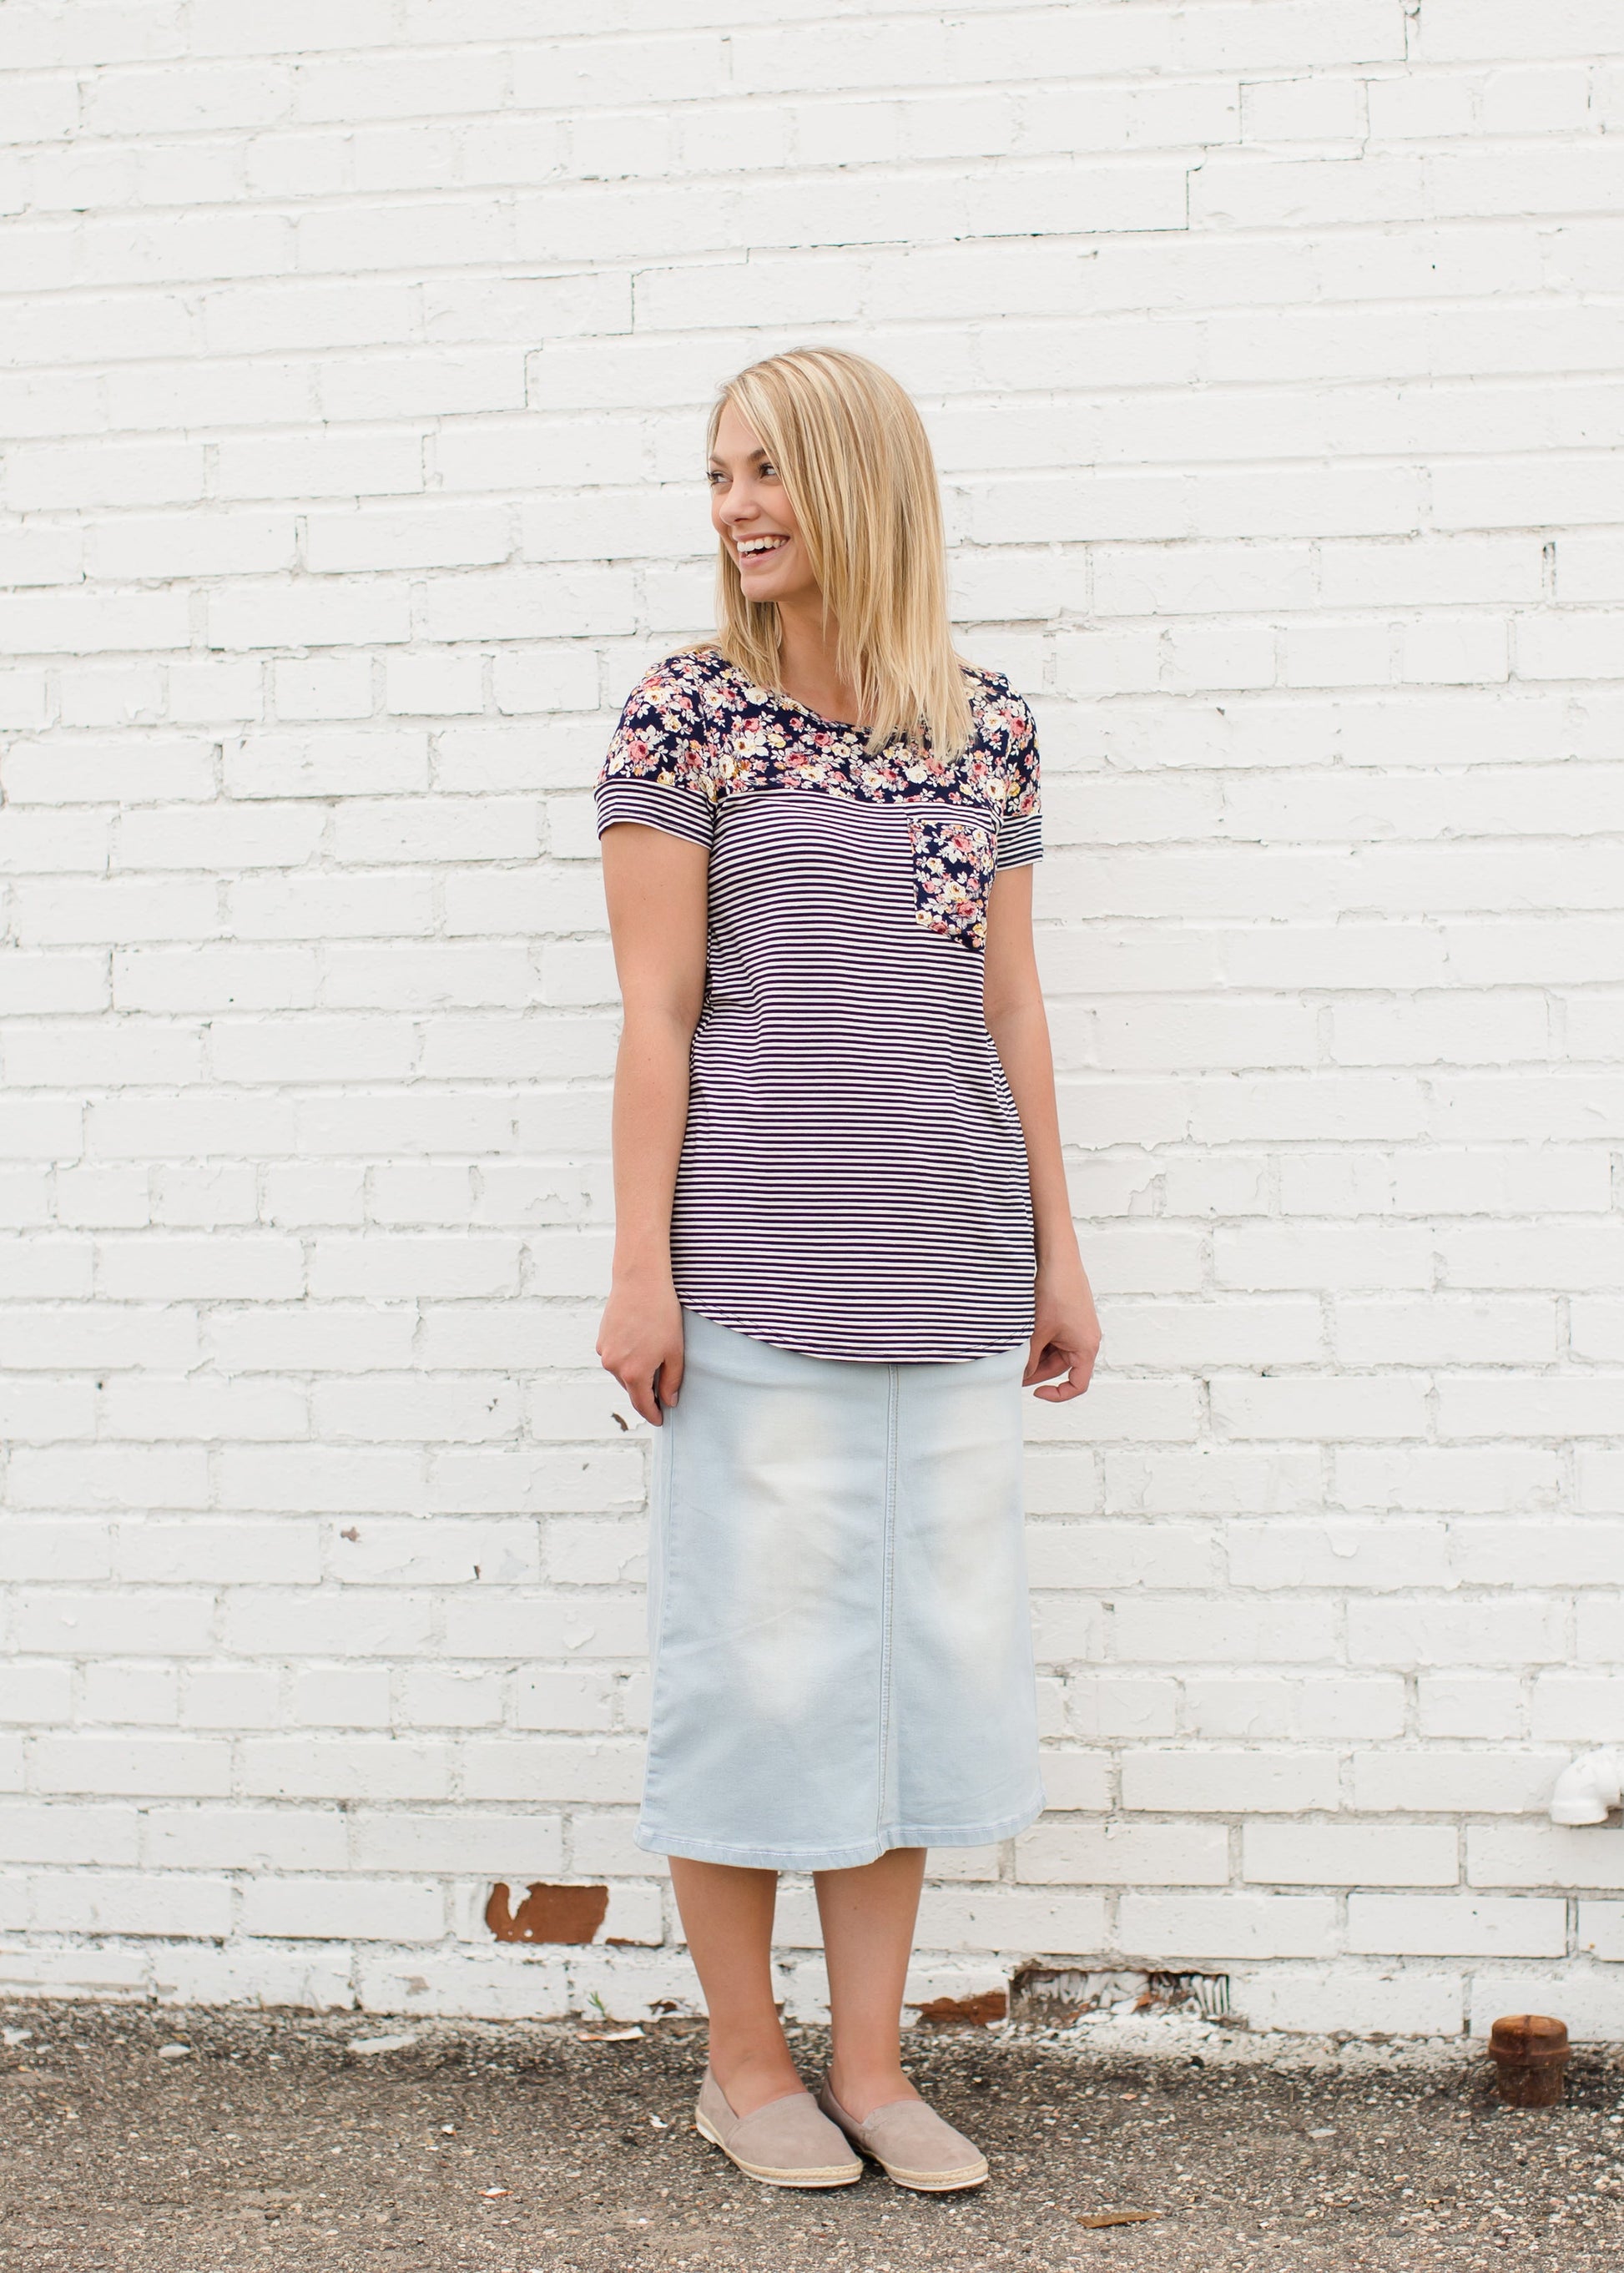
635, 1309, 1045, 1872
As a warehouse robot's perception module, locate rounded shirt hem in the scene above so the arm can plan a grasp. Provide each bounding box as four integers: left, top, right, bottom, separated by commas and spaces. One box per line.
673, 1297, 1035, 1369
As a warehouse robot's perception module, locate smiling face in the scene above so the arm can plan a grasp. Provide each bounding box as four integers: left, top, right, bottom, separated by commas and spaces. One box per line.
708, 397, 821, 613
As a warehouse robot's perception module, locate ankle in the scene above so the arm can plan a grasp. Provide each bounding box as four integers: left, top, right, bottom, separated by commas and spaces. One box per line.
826, 2056, 917, 2124
707, 2040, 804, 2117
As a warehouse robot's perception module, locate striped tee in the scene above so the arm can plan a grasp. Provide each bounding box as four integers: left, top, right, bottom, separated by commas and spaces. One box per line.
594, 645, 1043, 1364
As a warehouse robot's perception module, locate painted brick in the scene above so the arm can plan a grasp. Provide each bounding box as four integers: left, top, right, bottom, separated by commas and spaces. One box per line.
1123, 1750, 1341, 1815
1420, 1674, 1526, 1741
459, 1739, 643, 1806
1454, 1525, 1624, 1590
1016, 1822, 1230, 1887
31, 1872, 233, 1939
396, 1667, 503, 1729
915, 1887, 1109, 1956
1035, 1750, 1113, 1812
239, 1738, 453, 1802
1579, 1903, 1624, 1962
1350, 1751, 1561, 1815
31, 1737, 232, 1800
3, 0, 1622, 2039
1226, 1520, 1450, 1592
353, 1806, 565, 1887
154, 1942, 356, 2011
1349, 1894, 1566, 1958
1112, 1600, 1341, 1666
0, 1806, 143, 1867
1117, 1894, 1339, 1961
142, 1808, 348, 1872
182, 1666, 281, 1731
1241, 1968, 1465, 2038
1469, 1823, 1624, 1892
1243, 1823, 1459, 1887
15, 1590, 214, 1659
1348, 1598, 1566, 1670
240, 1875, 443, 1941
79, 1663, 179, 1726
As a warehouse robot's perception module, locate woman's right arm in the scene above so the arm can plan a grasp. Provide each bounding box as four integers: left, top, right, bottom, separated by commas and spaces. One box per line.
595, 820, 709, 1424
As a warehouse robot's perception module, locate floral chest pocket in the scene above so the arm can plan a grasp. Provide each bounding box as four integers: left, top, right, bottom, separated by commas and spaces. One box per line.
909, 813, 996, 953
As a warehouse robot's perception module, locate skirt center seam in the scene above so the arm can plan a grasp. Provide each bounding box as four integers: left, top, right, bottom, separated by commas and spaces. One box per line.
875, 1361, 900, 1841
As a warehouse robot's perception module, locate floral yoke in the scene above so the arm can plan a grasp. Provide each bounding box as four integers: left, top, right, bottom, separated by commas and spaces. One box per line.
596, 648, 1041, 964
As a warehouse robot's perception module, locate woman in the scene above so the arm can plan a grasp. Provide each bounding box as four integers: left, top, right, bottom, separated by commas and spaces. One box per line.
594, 347, 1100, 2195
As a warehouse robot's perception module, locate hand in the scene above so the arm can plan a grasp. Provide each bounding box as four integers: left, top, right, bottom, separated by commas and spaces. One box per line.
597, 1270, 685, 1426
1023, 1257, 1101, 1403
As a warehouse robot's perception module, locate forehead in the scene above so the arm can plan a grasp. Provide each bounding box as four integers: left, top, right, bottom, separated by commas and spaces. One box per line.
710, 399, 769, 461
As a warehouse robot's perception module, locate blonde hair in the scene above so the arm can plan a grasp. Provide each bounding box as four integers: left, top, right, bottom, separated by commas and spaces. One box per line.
701, 347, 972, 761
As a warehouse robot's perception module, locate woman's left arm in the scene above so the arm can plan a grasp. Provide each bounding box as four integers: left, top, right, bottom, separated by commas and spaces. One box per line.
984, 861, 1102, 1402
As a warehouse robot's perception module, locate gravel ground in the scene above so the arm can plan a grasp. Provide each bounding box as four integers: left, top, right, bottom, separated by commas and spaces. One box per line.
3, 2000, 1622, 2271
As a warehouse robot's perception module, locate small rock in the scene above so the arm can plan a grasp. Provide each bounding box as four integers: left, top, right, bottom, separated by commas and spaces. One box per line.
348, 2035, 417, 2058
157, 2044, 191, 2061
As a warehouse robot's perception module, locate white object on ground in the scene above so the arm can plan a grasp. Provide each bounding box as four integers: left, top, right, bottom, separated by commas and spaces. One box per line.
347, 2034, 418, 2056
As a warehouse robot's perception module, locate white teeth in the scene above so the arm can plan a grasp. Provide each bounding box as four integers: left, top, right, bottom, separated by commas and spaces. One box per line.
737, 537, 788, 556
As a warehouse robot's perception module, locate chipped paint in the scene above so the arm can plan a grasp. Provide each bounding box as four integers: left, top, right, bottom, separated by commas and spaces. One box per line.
909, 1989, 1007, 2028
485, 1882, 609, 1946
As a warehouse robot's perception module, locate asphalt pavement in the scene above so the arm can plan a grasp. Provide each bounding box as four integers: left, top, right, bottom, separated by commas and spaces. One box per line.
3, 1998, 1621, 2270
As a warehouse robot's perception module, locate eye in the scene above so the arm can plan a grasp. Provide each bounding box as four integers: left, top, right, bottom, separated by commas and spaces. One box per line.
705, 468, 726, 486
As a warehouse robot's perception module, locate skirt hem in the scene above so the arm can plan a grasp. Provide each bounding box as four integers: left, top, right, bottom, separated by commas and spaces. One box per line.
633, 1788, 1046, 1874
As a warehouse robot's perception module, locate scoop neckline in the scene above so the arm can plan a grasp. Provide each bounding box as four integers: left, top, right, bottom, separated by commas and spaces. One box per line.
704, 647, 991, 739
734, 663, 869, 736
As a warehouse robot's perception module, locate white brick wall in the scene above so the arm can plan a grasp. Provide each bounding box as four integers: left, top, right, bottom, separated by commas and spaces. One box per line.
2, 1, 1622, 2040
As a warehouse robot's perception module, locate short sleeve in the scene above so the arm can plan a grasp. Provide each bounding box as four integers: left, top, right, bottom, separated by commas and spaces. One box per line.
993, 693, 1041, 869
594, 659, 716, 851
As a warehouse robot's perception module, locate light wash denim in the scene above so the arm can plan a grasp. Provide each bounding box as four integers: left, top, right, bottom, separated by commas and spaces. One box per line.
635, 1309, 1045, 1872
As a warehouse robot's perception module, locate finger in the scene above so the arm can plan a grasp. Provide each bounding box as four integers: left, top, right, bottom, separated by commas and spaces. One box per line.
1026, 1342, 1072, 1387
1060, 1350, 1098, 1400
621, 1370, 664, 1428
1031, 1348, 1092, 1401
658, 1343, 685, 1409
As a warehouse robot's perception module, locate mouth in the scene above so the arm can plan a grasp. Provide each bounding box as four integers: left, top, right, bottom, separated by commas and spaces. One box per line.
734, 534, 791, 562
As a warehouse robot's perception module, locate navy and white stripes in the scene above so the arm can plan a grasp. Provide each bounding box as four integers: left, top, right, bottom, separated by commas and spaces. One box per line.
595, 648, 1043, 1364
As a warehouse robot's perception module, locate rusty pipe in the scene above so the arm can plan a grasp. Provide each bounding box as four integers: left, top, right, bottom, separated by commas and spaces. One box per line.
1488, 2013, 1569, 2109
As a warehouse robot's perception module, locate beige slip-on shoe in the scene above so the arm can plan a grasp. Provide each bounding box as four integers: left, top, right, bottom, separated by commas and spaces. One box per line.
817, 2075, 989, 2192
694, 2069, 862, 2189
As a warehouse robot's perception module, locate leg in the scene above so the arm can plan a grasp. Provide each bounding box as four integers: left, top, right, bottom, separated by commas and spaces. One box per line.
815, 1846, 927, 2120
668, 1857, 805, 2116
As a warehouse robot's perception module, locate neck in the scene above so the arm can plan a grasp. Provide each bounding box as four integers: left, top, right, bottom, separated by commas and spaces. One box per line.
774, 592, 864, 727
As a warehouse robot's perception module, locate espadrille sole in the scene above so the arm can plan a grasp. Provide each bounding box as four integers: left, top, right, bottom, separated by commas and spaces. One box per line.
864, 2150, 988, 2192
